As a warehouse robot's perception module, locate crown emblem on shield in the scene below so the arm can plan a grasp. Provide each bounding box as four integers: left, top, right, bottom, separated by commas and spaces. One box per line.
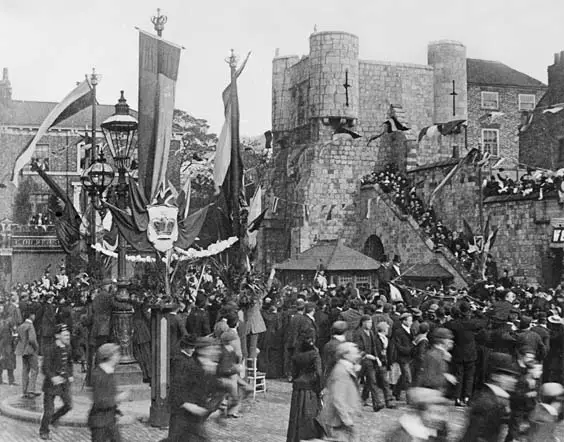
146, 184, 179, 252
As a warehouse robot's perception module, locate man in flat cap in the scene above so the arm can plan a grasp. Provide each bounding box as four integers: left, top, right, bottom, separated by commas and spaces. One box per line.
417, 327, 455, 396
39, 324, 74, 440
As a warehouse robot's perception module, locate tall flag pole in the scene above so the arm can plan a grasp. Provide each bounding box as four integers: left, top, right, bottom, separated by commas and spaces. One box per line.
227, 50, 242, 239
88, 68, 99, 279
137, 19, 182, 202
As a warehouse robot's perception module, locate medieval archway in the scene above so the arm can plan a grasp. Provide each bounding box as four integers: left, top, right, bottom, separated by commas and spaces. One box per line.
363, 235, 385, 262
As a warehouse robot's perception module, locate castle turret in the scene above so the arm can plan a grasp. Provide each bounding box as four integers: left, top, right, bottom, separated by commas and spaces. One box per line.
308, 31, 359, 122
428, 41, 467, 123
272, 53, 300, 134
0, 68, 12, 104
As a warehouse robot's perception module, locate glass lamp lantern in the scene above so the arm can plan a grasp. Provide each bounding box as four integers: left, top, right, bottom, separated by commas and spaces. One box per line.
87, 158, 115, 194
101, 91, 138, 171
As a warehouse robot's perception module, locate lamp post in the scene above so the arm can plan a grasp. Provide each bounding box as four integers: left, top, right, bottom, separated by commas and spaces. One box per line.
100, 91, 139, 368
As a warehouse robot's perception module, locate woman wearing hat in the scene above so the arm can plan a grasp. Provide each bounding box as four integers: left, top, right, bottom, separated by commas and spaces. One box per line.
286, 328, 322, 442
88, 343, 130, 441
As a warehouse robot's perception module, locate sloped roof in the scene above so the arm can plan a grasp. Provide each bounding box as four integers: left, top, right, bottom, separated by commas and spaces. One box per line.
275, 240, 381, 271
467, 59, 546, 88
1, 100, 138, 128
402, 263, 453, 280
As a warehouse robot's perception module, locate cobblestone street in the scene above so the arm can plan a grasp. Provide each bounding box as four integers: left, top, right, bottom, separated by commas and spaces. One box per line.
0, 360, 472, 442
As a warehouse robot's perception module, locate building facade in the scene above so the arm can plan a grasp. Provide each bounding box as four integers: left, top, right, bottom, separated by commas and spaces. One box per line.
260, 31, 547, 283
0, 68, 182, 286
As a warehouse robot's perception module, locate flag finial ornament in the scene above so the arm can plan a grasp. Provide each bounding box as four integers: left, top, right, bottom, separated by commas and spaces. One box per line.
151, 8, 167, 37
226, 49, 238, 69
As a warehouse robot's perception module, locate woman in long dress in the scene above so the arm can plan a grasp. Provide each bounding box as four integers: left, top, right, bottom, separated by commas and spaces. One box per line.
286, 331, 322, 442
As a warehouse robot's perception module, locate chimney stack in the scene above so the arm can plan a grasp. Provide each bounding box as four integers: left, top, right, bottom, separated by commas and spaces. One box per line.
0, 67, 12, 104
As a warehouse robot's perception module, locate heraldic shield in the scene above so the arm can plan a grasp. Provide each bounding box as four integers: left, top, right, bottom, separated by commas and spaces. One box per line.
147, 204, 179, 252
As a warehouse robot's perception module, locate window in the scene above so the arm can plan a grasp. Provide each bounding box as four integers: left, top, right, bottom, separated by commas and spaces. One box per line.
339, 275, 353, 286
29, 193, 50, 224
355, 275, 370, 289
27, 144, 50, 171
482, 129, 499, 157
519, 94, 536, 111
481, 91, 499, 110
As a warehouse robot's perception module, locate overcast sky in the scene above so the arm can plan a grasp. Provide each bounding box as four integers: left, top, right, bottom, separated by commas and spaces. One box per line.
1, 0, 563, 136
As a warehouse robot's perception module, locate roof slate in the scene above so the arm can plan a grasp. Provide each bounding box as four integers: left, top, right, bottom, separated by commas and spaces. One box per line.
275, 240, 381, 271
402, 263, 453, 279
467, 59, 546, 88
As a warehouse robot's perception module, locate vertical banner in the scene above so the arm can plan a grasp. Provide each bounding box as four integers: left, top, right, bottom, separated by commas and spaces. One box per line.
137, 29, 182, 202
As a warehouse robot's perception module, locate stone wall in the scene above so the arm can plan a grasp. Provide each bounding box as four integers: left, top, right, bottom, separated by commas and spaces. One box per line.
483, 194, 563, 283
354, 185, 468, 287
357, 60, 434, 140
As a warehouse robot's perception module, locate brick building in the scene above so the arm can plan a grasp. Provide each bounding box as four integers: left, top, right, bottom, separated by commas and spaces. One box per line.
0, 68, 181, 286
519, 51, 564, 170
260, 31, 548, 286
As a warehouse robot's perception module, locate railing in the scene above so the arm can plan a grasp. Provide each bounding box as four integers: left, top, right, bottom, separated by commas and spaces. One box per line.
0, 223, 60, 251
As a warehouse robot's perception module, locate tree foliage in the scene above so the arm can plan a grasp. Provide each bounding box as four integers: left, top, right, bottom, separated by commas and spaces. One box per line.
173, 109, 218, 163
13, 178, 34, 224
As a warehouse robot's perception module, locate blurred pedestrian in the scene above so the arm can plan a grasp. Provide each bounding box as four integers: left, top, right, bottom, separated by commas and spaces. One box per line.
88, 343, 130, 442
39, 324, 74, 440
385, 387, 450, 442
317, 342, 362, 442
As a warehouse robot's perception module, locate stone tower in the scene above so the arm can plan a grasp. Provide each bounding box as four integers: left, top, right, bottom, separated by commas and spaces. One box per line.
272, 54, 300, 134
308, 31, 359, 124
427, 41, 467, 123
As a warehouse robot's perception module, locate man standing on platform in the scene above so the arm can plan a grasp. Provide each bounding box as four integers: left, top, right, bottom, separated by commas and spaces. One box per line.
16, 310, 40, 398
39, 324, 74, 440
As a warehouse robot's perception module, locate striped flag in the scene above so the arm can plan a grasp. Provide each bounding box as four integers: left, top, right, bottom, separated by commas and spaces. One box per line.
213, 52, 251, 193
11, 79, 94, 187
137, 29, 182, 202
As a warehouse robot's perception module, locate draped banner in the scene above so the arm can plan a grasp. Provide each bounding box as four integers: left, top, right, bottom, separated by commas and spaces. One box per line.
137, 29, 182, 202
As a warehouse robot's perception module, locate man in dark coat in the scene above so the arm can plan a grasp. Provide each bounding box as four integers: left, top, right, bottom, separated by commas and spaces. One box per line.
460, 352, 518, 442
166, 336, 220, 442
284, 299, 305, 382
293, 303, 317, 349
417, 327, 454, 395
446, 302, 482, 406
515, 315, 546, 362
169, 304, 188, 371
314, 300, 331, 356
39, 294, 57, 356
392, 312, 415, 400
339, 299, 363, 341
185, 293, 211, 337
88, 343, 129, 442
39, 324, 74, 440
531, 312, 550, 355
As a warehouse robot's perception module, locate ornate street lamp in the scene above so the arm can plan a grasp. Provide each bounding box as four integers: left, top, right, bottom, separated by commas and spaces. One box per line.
100, 91, 139, 367
81, 156, 115, 210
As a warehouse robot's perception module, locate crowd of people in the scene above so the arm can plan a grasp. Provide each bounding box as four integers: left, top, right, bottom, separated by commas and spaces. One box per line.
361, 164, 479, 272
3, 262, 564, 440
483, 168, 563, 200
